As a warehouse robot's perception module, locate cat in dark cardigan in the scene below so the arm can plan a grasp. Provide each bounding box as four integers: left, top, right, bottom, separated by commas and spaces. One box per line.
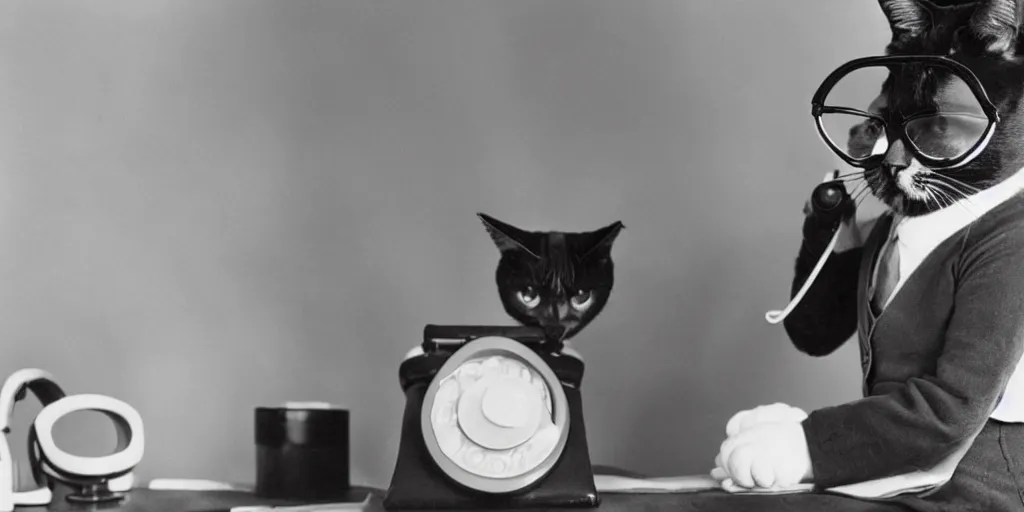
712, 2, 1024, 506
784, 0, 1024, 353
477, 213, 624, 345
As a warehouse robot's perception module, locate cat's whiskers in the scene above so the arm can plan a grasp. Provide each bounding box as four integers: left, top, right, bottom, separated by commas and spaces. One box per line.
924, 187, 947, 210
922, 176, 978, 216
848, 178, 867, 195
922, 188, 936, 209
923, 179, 977, 216
939, 190, 956, 210
924, 178, 972, 203
928, 174, 983, 215
851, 182, 870, 203
837, 179, 866, 188
931, 172, 983, 195
921, 179, 960, 205
836, 170, 866, 181
935, 188, 960, 212
936, 185, 956, 209
854, 184, 874, 208
843, 174, 868, 204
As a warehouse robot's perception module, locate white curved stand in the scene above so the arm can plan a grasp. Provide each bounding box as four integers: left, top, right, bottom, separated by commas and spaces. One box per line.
0, 369, 145, 511
0, 369, 65, 512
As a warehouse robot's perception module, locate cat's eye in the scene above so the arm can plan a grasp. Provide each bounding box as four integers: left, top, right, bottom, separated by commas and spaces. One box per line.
516, 288, 541, 309
907, 113, 988, 159
570, 290, 593, 309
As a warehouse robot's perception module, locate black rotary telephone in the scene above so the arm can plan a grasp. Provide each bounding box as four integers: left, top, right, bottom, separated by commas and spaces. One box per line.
382, 325, 600, 510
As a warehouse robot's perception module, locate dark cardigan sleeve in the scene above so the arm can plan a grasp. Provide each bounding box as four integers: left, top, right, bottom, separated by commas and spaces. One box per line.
800, 222, 1024, 488
782, 244, 862, 357
781, 205, 866, 356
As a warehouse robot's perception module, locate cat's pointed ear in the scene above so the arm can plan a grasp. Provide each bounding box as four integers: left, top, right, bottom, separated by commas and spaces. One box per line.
477, 213, 541, 259
582, 221, 624, 260
879, 0, 929, 44
965, 0, 1022, 56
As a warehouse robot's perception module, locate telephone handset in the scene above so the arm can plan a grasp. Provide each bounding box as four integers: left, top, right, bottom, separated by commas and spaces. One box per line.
765, 170, 853, 324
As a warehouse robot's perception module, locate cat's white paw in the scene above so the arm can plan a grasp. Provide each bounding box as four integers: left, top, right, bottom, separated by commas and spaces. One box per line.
725, 403, 807, 437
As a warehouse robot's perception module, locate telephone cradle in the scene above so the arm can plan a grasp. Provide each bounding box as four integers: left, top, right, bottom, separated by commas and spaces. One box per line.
382, 325, 600, 510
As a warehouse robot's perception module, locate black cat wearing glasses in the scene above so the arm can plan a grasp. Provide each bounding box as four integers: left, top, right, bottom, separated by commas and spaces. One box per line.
716, 1, 1024, 510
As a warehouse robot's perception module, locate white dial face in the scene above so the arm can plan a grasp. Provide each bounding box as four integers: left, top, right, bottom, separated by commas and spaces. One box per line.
429, 355, 560, 479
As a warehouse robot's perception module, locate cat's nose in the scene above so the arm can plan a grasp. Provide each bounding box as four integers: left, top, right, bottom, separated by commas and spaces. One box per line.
543, 325, 566, 341
882, 139, 913, 168
556, 302, 569, 319
550, 301, 569, 321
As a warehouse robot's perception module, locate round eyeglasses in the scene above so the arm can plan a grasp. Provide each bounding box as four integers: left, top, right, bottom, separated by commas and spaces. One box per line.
810, 55, 1000, 171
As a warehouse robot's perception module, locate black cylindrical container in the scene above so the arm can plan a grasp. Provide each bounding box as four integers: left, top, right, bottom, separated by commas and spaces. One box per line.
255, 403, 351, 501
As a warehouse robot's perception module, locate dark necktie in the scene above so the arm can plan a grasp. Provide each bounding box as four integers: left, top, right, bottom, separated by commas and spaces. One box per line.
873, 228, 900, 310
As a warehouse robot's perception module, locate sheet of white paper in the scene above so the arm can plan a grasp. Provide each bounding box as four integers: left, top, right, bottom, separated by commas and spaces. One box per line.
147, 478, 252, 491
594, 474, 818, 495
593, 474, 721, 493
720, 478, 815, 495
230, 495, 370, 512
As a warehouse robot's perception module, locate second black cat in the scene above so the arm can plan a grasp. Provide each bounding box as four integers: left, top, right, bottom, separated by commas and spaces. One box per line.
477, 213, 624, 345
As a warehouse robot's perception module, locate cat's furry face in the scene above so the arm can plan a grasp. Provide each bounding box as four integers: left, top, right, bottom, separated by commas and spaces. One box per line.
857, 0, 1024, 216
478, 213, 623, 343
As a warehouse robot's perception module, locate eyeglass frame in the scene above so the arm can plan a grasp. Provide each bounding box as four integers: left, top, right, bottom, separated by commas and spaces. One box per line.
810, 55, 1001, 170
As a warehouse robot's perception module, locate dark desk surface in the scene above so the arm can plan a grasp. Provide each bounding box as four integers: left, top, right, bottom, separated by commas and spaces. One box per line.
20, 487, 910, 512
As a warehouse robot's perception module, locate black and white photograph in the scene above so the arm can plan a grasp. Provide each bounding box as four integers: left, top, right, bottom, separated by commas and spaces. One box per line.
2, 1, 1023, 511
